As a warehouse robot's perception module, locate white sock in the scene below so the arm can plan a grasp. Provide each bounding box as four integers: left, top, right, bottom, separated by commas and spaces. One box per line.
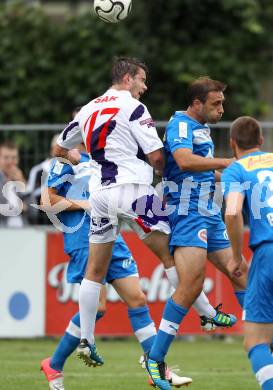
79, 278, 101, 344
165, 266, 216, 318
165, 266, 179, 287
192, 291, 216, 318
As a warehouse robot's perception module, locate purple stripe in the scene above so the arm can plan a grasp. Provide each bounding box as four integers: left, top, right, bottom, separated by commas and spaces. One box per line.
62, 121, 79, 141
132, 194, 169, 226
136, 145, 146, 162
90, 121, 118, 186
129, 104, 145, 121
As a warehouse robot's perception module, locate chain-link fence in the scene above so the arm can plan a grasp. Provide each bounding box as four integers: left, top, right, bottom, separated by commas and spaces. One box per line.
1, 121, 273, 225
2, 122, 273, 175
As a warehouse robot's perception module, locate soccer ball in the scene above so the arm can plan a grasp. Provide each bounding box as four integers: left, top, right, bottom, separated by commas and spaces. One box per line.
93, 0, 132, 23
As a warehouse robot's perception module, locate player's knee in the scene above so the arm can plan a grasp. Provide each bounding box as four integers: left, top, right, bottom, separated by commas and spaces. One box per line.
190, 272, 205, 290
85, 266, 106, 283
176, 272, 204, 299
127, 291, 147, 308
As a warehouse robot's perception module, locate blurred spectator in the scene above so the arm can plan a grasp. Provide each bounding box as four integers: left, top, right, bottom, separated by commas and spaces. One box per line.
25, 134, 59, 224
0, 141, 26, 227
25, 107, 81, 224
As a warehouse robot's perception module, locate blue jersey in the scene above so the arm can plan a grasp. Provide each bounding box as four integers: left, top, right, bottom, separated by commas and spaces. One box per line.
163, 111, 215, 207
47, 154, 132, 258
222, 151, 273, 250
47, 153, 91, 253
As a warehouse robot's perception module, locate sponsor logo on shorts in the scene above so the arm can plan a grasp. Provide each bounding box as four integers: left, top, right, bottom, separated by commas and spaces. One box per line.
91, 217, 110, 228
91, 224, 113, 235
122, 257, 133, 269
198, 229, 207, 243
223, 229, 229, 240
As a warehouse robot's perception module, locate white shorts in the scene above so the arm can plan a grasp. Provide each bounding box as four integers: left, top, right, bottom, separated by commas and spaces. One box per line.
89, 184, 171, 243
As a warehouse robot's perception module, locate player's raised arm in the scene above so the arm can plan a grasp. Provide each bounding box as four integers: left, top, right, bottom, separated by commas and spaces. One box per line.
41, 186, 90, 213
52, 145, 81, 165
173, 147, 232, 171
53, 118, 83, 164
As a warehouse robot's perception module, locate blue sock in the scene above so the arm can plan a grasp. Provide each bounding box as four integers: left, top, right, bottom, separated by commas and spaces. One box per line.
149, 298, 188, 362
50, 310, 105, 371
128, 306, 156, 353
249, 344, 273, 389
235, 290, 245, 308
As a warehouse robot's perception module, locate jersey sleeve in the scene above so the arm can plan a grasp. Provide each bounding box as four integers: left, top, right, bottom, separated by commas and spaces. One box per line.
47, 159, 74, 192
128, 103, 163, 154
166, 118, 193, 153
221, 162, 246, 198
57, 114, 83, 150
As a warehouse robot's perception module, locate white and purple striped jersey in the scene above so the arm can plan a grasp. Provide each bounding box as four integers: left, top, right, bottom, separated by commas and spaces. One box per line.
57, 89, 163, 191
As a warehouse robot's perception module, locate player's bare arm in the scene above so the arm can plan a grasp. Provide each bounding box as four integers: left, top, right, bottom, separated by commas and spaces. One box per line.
41, 187, 90, 213
224, 191, 245, 276
173, 148, 233, 172
52, 144, 81, 165
214, 170, 223, 182
146, 148, 165, 176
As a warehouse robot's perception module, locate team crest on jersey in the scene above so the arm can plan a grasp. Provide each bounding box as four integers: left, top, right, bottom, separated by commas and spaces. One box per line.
193, 128, 212, 145
198, 229, 207, 243
179, 122, 188, 138
53, 161, 64, 175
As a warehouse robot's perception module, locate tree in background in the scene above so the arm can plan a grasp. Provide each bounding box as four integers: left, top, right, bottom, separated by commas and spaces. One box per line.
1, 0, 273, 123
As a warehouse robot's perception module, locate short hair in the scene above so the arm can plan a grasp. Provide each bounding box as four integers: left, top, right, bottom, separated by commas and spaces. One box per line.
186, 76, 227, 105
73, 106, 82, 114
50, 134, 60, 149
0, 141, 18, 151
230, 116, 262, 150
111, 56, 148, 84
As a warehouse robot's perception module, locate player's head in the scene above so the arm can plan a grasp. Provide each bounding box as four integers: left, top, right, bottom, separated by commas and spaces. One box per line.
50, 134, 61, 157
0, 141, 19, 172
111, 56, 148, 100
72, 106, 81, 119
230, 116, 263, 157
186, 77, 226, 124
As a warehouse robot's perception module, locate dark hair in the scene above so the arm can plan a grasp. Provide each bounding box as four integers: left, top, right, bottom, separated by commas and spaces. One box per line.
112, 56, 148, 84
73, 106, 82, 114
230, 116, 262, 150
186, 76, 227, 106
72, 106, 82, 120
0, 141, 18, 151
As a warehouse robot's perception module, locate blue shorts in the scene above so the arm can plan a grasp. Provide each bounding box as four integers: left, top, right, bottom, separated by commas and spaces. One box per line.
244, 243, 273, 323
168, 211, 230, 254
67, 247, 138, 284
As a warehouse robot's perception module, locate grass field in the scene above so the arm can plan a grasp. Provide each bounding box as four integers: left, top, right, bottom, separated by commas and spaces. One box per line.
0, 337, 259, 390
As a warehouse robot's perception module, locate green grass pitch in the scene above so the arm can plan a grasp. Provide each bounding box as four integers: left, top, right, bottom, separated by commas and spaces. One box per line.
0, 337, 259, 389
